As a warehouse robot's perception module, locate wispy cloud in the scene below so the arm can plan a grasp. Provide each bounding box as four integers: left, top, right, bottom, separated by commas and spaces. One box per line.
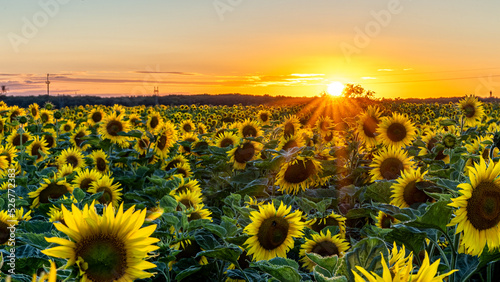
133, 71, 197, 75
362, 77, 377, 80
378, 69, 395, 72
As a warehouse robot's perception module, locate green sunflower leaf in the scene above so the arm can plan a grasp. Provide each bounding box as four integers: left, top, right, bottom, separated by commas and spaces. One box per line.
196, 245, 242, 264
345, 237, 388, 282
305, 252, 339, 274
251, 258, 301, 282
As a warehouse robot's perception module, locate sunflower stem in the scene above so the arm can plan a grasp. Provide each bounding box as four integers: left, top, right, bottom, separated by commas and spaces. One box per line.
449, 231, 461, 282
487, 261, 494, 282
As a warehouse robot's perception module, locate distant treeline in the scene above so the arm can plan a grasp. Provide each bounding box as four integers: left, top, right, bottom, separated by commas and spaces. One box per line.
0, 94, 315, 108
385, 96, 500, 104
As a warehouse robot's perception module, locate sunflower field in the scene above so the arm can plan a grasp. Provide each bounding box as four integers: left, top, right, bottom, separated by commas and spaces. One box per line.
0, 95, 499, 281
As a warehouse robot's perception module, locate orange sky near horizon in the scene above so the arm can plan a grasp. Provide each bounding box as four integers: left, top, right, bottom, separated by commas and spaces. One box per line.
1, 1, 500, 99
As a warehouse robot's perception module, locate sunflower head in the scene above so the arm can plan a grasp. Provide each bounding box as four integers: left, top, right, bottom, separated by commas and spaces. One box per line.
369, 146, 414, 182
376, 113, 416, 148
275, 156, 323, 194
299, 229, 350, 272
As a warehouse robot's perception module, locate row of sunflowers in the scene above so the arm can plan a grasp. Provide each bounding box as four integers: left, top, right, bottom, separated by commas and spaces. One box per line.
0, 95, 498, 281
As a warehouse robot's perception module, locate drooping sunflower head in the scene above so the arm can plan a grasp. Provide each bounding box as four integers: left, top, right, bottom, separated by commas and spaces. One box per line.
98, 113, 130, 144
458, 95, 485, 127
28, 176, 73, 208
227, 140, 262, 170
448, 157, 500, 256
369, 146, 414, 182
42, 202, 159, 281
244, 202, 305, 261
356, 105, 381, 147
90, 149, 109, 174
376, 113, 416, 148
299, 229, 350, 272
374, 211, 399, 229
275, 156, 323, 194
391, 168, 433, 208
87, 174, 123, 208
282, 115, 302, 139
57, 147, 85, 170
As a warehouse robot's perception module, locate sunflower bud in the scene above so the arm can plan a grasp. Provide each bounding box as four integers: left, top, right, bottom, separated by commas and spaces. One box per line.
44, 102, 54, 110
53, 110, 62, 120
17, 116, 28, 124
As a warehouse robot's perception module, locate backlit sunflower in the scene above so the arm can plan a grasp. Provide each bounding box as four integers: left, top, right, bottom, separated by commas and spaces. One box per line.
6, 131, 32, 147
391, 168, 433, 208
227, 140, 262, 170
275, 156, 323, 194
42, 202, 159, 281
369, 146, 414, 182
238, 119, 262, 138
276, 133, 305, 152
28, 176, 73, 208
356, 105, 381, 147
26, 136, 49, 163
244, 202, 304, 261
57, 147, 85, 170
0, 211, 17, 245
375, 211, 399, 229
448, 157, 500, 256
180, 120, 196, 134
87, 108, 105, 126
315, 116, 334, 135
257, 110, 272, 126
99, 113, 130, 144
72, 168, 101, 192
376, 113, 416, 148
90, 149, 109, 174
70, 126, 91, 151
214, 131, 239, 148
306, 211, 347, 238
147, 112, 163, 133
174, 190, 203, 211
299, 229, 350, 272
87, 174, 123, 208
458, 95, 485, 127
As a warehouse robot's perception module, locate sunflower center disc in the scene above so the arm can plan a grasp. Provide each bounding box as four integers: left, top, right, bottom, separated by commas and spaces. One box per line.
284, 159, 315, 184
176, 240, 201, 260
138, 139, 148, 150
66, 155, 79, 168
44, 135, 54, 148
379, 157, 404, 180
0, 221, 9, 244
92, 112, 102, 122
158, 135, 167, 150
106, 120, 123, 136
427, 137, 438, 151
80, 178, 93, 191
324, 133, 334, 142
150, 117, 159, 128
381, 215, 394, 229
189, 211, 202, 220
284, 123, 295, 138
183, 124, 192, 132
403, 180, 432, 206
234, 143, 255, 163
98, 188, 113, 205
443, 135, 457, 148
257, 216, 289, 250
64, 124, 71, 131
282, 140, 298, 151
220, 138, 234, 148
386, 123, 407, 142
311, 240, 339, 257
362, 116, 378, 138
242, 125, 258, 137
310, 217, 339, 232
260, 114, 268, 122
77, 235, 127, 281
180, 198, 194, 209
31, 144, 41, 158
467, 181, 500, 230
96, 158, 107, 172
166, 160, 181, 170
463, 104, 476, 118
75, 132, 85, 147
13, 133, 29, 146
39, 183, 69, 203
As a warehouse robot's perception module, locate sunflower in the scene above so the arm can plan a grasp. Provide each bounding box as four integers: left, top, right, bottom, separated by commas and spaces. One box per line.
26, 136, 49, 163
28, 103, 40, 119
376, 113, 416, 148
0, 116, 6, 137
164, 155, 190, 171
154, 123, 178, 158
169, 177, 202, 196
87, 174, 123, 208
238, 119, 262, 138
8, 105, 25, 122
174, 190, 203, 211
458, 95, 485, 127
72, 168, 101, 192
179, 132, 198, 155
99, 113, 130, 144
0, 211, 17, 245
448, 157, 500, 256
356, 106, 381, 147
244, 202, 304, 261
42, 202, 159, 281
227, 140, 262, 170
87, 108, 105, 126
90, 149, 109, 174
56, 164, 76, 179
0, 144, 17, 167
257, 110, 272, 126
6, 131, 32, 147
147, 112, 163, 133
391, 168, 433, 208
299, 229, 350, 272
60, 120, 76, 134
70, 126, 91, 151
276, 133, 306, 152
41, 129, 58, 148
133, 131, 150, 155
28, 176, 73, 208
48, 206, 65, 224
197, 123, 208, 135
375, 211, 399, 229
127, 113, 142, 127
180, 120, 196, 134
306, 211, 347, 238
213, 131, 239, 148
31, 260, 57, 282
187, 204, 213, 222
275, 156, 323, 195
169, 238, 208, 269
57, 147, 85, 170
369, 146, 414, 182
14, 207, 32, 222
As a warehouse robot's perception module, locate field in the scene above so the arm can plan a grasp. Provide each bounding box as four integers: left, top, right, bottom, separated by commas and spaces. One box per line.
0, 95, 499, 281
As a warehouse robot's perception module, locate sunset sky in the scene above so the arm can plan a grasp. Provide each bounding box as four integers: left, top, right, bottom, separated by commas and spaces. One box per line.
1, 0, 500, 99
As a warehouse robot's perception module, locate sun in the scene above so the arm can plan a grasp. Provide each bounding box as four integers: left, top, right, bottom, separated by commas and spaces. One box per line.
327, 81, 345, 97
